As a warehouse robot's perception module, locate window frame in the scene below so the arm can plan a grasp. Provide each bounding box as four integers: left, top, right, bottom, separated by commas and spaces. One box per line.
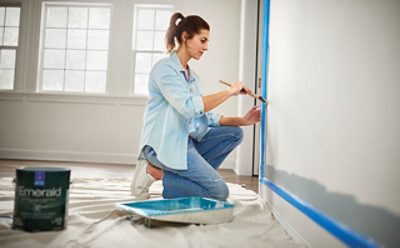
37, 1, 112, 95
0, 3, 21, 91
131, 4, 174, 95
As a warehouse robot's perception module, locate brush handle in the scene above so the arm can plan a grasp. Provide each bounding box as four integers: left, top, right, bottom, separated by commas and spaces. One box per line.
219, 80, 232, 87
219, 80, 266, 102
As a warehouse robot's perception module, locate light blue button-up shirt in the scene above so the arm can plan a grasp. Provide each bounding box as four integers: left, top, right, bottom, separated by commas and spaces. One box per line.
138, 52, 221, 170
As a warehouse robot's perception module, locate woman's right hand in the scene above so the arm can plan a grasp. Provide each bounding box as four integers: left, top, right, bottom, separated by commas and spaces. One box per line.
230, 81, 251, 95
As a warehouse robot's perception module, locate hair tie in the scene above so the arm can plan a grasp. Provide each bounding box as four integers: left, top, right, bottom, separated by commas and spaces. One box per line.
175, 16, 184, 27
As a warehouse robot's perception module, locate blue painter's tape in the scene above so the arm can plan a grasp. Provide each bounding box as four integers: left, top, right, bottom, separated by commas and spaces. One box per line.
259, 0, 380, 247
259, 0, 270, 181
260, 178, 380, 248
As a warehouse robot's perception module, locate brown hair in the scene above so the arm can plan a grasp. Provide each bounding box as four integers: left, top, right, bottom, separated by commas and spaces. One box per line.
165, 12, 210, 53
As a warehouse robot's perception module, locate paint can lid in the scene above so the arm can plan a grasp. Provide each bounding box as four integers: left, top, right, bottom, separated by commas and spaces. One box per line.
17, 167, 70, 172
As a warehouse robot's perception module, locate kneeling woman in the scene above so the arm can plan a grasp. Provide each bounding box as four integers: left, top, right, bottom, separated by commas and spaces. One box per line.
132, 12, 260, 200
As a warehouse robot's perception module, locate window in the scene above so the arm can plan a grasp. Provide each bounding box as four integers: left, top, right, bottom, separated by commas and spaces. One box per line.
0, 6, 20, 90
132, 5, 173, 95
39, 3, 111, 93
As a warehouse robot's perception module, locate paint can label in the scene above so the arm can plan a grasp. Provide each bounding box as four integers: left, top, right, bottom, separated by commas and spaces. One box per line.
13, 167, 70, 232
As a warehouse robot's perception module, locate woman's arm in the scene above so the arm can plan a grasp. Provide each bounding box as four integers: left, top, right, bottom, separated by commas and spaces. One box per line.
219, 106, 261, 126
202, 90, 234, 113
219, 116, 245, 126
202, 81, 250, 112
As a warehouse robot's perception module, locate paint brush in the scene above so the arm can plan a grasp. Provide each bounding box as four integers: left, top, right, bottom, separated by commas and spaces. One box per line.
219, 80, 268, 103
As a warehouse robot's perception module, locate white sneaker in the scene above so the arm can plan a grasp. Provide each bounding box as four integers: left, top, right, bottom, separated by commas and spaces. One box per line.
131, 160, 156, 199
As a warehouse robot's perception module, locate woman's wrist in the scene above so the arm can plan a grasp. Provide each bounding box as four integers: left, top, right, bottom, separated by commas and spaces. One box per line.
237, 117, 247, 126
227, 88, 236, 96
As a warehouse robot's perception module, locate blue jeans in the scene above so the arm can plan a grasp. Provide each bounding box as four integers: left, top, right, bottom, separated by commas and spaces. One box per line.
143, 126, 243, 201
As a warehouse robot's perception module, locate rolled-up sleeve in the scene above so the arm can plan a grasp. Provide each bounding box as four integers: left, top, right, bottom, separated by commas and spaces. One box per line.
192, 95, 204, 116
206, 112, 221, 127
152, 64, 204, 119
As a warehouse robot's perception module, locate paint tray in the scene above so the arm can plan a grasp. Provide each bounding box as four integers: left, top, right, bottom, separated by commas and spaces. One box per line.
115, 197, 234, 225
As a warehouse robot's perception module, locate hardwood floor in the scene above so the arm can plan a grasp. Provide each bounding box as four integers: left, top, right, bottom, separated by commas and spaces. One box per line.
0, 159, 259, 193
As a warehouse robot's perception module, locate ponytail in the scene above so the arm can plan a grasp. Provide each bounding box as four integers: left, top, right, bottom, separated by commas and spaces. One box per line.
165, 12, 185, 53
165, 12, 210, 54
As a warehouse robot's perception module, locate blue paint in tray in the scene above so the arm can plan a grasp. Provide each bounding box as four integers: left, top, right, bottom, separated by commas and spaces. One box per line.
115, 197, 235, 224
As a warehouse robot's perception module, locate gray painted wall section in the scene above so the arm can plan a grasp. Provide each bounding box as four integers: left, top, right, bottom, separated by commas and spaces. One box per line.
265, 165, 400, 247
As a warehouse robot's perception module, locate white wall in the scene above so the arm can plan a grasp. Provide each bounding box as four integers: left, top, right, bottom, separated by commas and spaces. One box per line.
0, 0, 244, 169
261, 0, 400, 247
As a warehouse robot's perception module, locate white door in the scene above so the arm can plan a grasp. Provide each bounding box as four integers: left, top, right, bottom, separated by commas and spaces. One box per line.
252, 0, 265, 176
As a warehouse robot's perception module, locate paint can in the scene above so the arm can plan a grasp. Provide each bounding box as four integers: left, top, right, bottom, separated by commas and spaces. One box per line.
13, 167, 71, 232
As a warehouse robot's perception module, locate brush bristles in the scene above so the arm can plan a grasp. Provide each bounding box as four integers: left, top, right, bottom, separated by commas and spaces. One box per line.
258, 96, 267, 103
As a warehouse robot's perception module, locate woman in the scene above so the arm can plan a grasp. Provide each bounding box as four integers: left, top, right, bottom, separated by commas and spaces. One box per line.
131, 12, 261, 201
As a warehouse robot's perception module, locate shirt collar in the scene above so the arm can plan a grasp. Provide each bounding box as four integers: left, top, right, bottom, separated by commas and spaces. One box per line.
170, 52, 185, 72
170, 52, 195, 83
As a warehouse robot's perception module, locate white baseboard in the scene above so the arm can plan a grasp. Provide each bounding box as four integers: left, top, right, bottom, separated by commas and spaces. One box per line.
260, 183, 345, 248
0, 148, 236, 169
220, 159, 235, 169
266, 200, 312, 247
0, 148, 137, 164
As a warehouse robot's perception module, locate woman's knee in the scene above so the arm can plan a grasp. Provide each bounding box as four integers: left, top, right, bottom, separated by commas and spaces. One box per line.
219, 126, 243, 153
235, 126, 244, 141
229, 126, 243, 144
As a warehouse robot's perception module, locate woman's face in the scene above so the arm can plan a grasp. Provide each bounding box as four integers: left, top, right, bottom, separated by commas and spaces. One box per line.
184, 29, 209, 60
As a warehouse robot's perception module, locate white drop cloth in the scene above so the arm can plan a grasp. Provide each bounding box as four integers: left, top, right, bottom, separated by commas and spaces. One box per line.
0, 176, 303, 248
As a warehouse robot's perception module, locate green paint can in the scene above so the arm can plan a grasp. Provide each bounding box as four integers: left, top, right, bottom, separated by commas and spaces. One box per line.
13, 167, 71, 232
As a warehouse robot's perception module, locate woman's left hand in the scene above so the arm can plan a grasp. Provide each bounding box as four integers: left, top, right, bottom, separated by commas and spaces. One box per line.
241, 106, 261, 125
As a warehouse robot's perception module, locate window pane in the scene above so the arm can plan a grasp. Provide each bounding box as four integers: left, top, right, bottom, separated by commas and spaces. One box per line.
136, 31, 153, 50
45, 28, 66, 48
152, 53, 166, 66
66, 50, 85, 70
40, 4, 110, 93
0, 8, 5, 26
65, 70, 84, 91
68, 7, 88, 28
135, 53, 152, 73
137, 9, 154, 30
46, 7, 67, 28
0, 28, 3, 46
67, 29, 86, 49
44, 49, 65, 69
0, 49, 16, 69
88, 8, 110, 29
85, 71, 106, 92
43, 69, 64, 91
133, 6, 173, 95
3, 27, 18, 46
155, 10, 171, 30
86, 51, 107, 70
87, 30, 109, 50
5, 7, 20, 27
0, 69, 14, 89
153, 31, 165, 51
134, 74, 149, 94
